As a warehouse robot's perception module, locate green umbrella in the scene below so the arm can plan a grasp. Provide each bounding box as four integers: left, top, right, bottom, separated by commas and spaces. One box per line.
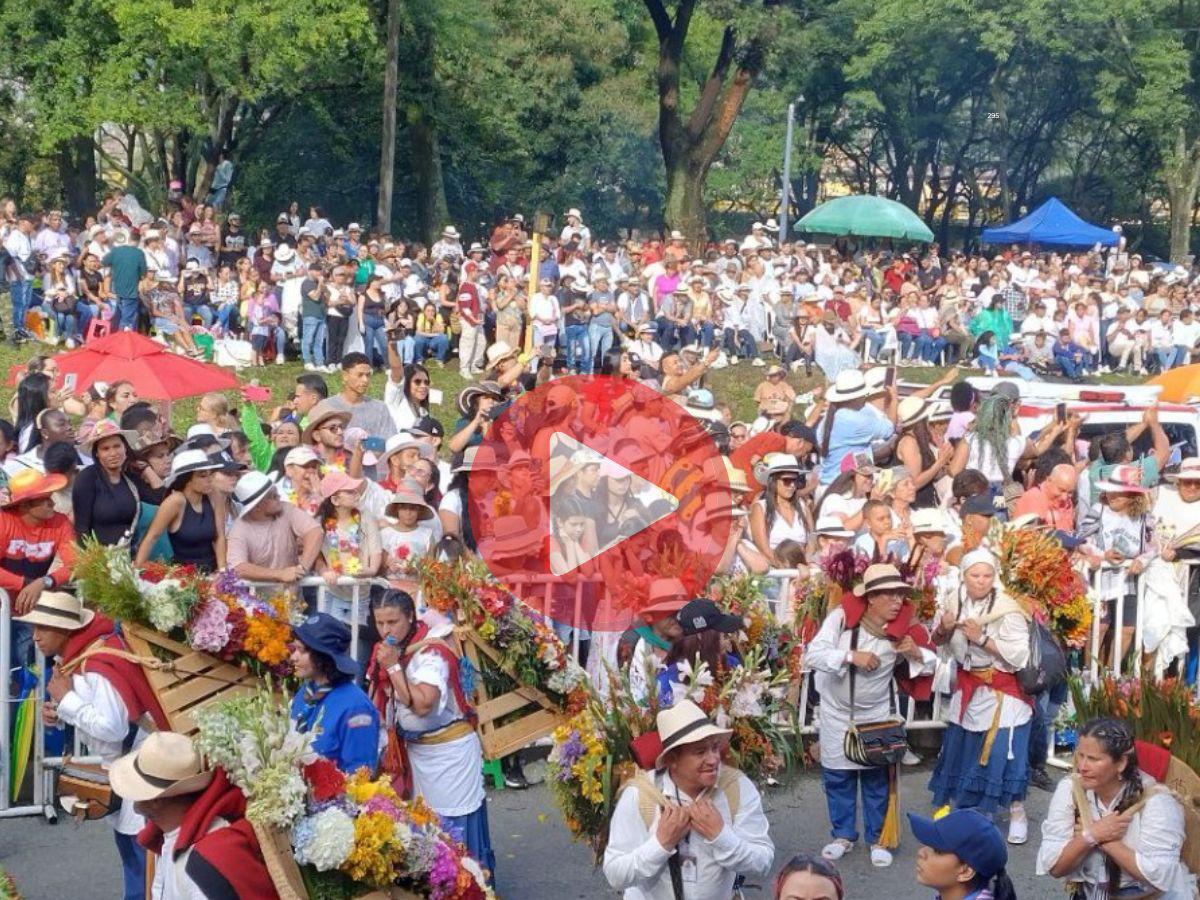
796, 195, 935, 242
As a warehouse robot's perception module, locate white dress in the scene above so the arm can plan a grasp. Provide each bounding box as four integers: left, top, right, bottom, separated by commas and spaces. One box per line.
806, 607, 935, 770
945, 590, 1031, 732
1037, 774, 1195, 898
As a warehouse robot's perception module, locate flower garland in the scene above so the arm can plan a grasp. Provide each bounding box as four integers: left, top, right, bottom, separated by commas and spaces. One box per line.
76, 540, 299, 675
322, 513, 363, 577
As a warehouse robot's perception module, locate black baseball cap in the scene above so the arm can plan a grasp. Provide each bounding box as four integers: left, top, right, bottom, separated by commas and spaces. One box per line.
677, 599, 744, 636
961, 494, 998, 518
411, 416, 444, 438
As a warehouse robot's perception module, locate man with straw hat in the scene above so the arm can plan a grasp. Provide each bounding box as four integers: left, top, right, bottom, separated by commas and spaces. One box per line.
110, 732, 279, 899
20, 591, 170, 900
603, 699, 774, 899
806, 563, 935, 868
622, 578, 689, 704
1156, 458, 1200, 679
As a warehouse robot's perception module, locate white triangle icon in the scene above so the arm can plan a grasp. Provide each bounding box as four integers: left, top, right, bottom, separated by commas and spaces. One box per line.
547, 432, 679, 575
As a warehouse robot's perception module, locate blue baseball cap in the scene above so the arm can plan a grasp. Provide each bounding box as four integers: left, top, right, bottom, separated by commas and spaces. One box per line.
908, 809, 1007, 881
1052, 529, 1085, 551
294, 613, 360, 677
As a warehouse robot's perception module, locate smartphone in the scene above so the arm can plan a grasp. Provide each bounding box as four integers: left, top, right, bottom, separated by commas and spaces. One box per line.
884, 366, 896, 388
362, 437, 386, 453
1055, 402, 1066, 424
62, 372, 77, 393
428, 388, 444, 406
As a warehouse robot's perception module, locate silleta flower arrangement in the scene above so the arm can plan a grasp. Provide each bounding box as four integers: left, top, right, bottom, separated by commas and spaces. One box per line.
196, 689, 493, 899
76, 539, 299, 675
1070, 674, 1200, 774
996, 524, 1092, 648
409, 556, 590, 707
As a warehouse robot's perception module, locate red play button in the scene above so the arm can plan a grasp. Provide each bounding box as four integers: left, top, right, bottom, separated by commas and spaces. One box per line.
468, 375, 733, 634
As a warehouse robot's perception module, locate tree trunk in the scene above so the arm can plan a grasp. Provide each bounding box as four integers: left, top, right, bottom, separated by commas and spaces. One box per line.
409, 109, 449, 245
57, 134, 98, 218
377, 0, 402, 233
664, 160, 707, 246
1165, 128, 1200, 263
193, 99, 238, 202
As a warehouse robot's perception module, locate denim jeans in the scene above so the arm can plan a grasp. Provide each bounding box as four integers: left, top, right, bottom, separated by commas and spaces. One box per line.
395, 335, 415, 364
695, 321, 715, 348
1156, 347, 1184, 371
1056, 351, 1092, 379
301, 316, 327, 367
860, 328, 884, 359
564, 323, 590, 373
10, 279, 31, 336
915, 331, 947, 363
656, 316, 678, 351
216, 304, 238, 333
117, 295, 140, 331
54, 311, 78, 341
898, 331, 917, 360
723, 327, 756, 359
363, 313, 387, 367
183, 302, 214, 328
77, 303, 96, 338
414, 334, 450, 362
114, 830, 147, 900
587, 322, 614, 374
822, 766, 889, 844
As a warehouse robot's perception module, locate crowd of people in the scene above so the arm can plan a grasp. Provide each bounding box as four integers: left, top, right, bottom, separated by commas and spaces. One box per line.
2, 195, 1200, 899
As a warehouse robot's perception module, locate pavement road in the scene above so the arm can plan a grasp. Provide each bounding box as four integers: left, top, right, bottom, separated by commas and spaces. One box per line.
0, 754, 1061, 900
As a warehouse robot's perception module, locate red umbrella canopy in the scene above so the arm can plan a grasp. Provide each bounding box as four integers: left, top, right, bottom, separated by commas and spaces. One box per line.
25, 332, 239, 399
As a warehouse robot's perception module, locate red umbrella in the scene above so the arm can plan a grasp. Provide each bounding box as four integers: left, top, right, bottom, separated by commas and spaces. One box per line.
11, 331, 240, 399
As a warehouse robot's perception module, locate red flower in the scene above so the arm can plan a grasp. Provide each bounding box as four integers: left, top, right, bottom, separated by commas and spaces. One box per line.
302, 758, 346, 802
396, 546, 411, 561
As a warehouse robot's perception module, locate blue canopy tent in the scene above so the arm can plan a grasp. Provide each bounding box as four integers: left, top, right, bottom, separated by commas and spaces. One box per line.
981, 197, 1119, 248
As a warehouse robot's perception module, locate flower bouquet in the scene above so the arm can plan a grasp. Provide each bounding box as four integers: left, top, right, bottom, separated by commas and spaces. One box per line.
996, 525, 1091, 648
76, 539, 299, 675
1070, 675, 1200, 774
0, 867, 21, 900
196, 690, 494, 899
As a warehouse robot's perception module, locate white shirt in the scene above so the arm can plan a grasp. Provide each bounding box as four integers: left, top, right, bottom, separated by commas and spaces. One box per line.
1150, 320, 1175, 349
56, 670, 148, 835
806, 607, 935, 769
944, 589, 1032, 731
1173, 319, 1200, 349
964, 432, 1026, 484
603, 768, 773, 900
528, 291, 561, 328
392, 623, 485, 816
1037, 775, 1194, 898
4, 230, 33, 280
151, 822, 230, 900
383, 371, 428, 432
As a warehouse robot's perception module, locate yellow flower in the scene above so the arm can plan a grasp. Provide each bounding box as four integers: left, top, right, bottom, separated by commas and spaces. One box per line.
343, 811, 400, 887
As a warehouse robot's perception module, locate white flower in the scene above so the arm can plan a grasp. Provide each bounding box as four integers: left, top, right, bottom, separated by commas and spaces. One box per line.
293, 808, 355, 871
394, 820, 413, 848
461, 856, 489, 889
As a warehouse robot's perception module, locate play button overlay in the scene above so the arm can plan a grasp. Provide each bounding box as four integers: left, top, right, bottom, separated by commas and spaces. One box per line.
547, 432, 679, 573
467, 375, 733, 634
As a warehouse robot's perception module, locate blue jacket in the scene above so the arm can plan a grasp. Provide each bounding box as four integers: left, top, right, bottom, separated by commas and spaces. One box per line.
290, 680, 380, 774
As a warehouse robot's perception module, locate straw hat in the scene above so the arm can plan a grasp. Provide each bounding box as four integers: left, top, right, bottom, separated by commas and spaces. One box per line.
477, 514, 542, 559
813, 515, 855, 539
755, 452, 802, 485
78, 419, 138, 456
4, 470, 68, 509
384, 482, 435, 522
456, 381, 504, 418
132, 430, 183, 456
911, 508, 948, 535
486, 342, 519, 369
897, 396, 932, 428
13, 591, 93, 631
1096, 464, 1150, 495
377, 433, 423, 472
852, 563, 911, 597
301, 400, 352, 444
1166, 458, 1200, 482
109, 733, 214, 802
232, 471, 280, 518
654, 700, 732, 769
826, 369, 869, 403
452, 444, 501, 474
164, 448, 227, 488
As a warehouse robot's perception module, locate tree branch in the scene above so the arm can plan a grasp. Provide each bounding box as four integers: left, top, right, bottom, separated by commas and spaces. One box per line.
643, 0, 672, 41
685, 24, 736, 139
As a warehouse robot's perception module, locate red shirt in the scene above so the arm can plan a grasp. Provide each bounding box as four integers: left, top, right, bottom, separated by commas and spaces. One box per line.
730, 433, 786, 499
456, 283, 481, 326
0, 509, 76, 592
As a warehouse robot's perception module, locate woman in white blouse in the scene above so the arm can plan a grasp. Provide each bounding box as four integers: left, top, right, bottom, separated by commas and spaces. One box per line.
807, 563, 935, 869
928, 549, 1034, 846
1037, 717, 1195, 899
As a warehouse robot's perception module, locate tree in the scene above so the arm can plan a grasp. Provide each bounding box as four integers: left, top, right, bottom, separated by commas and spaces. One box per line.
642, 0, 789, 244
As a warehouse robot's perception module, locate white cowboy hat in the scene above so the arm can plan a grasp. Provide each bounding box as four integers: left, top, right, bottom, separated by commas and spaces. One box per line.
852, 563, 911, 597
109, 733, 214, 802
825, 369, 870, 403
566, 208, 583, 220
164, 448, 228, 488
275, 244, 296, 262
1166, 458, 1200, 482
654, 700, 732, 769
897, 396, 932, 428
813, 515, 855, 539
442, 226, 461, 239
756, 452, 803, 485
233, 471, 280, 518
911, 508, 948, 535
13, 591, 94, 631
485, 341, 518, 369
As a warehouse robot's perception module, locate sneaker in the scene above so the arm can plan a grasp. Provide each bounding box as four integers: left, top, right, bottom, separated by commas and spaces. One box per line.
729, 356, 739, 365
821, 839, 853, 861
64, 338, 76, 349
1007, 811, 1028, 845
870, 846, 894, 868
902, 749, 922, 766
504, 773, 531, 790
1029, 766, 1053, 792
323, 365, 338, 374
304, 363, 316, 371
275, 356, 286, 365
751, 358, 766, 367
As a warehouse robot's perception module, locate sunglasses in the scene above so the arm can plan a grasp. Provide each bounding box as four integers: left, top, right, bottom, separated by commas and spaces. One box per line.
410, 377, 430, 385
323, 423, 345, 433
778, 476, 799, 486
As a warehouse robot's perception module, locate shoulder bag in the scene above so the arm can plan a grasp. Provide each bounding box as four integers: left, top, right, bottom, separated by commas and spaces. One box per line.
842, 627, 910, 767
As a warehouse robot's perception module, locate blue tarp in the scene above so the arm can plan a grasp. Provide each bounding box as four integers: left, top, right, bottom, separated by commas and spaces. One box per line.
981, 197, 1119, 247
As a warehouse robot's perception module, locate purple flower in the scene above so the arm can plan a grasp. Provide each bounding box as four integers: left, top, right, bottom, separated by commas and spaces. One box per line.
429, 841, 461, 898
362, 794, 403, 821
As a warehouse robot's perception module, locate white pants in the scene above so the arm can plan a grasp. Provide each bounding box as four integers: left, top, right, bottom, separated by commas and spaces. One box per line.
458, 322, 484, 376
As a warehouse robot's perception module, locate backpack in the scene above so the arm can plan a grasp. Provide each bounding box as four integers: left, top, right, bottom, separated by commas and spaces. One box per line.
1016, 618, 1067, 696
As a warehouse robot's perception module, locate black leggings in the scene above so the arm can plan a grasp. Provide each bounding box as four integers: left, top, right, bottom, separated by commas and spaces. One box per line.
326, 315, 349, 364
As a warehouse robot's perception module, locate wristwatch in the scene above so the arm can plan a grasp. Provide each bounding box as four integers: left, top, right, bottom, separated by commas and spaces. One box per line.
41, 575, 54, 590
387, 662, 403, 675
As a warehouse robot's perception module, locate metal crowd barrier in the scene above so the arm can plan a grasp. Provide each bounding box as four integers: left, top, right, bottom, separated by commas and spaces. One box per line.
1086, 565, 1147, 681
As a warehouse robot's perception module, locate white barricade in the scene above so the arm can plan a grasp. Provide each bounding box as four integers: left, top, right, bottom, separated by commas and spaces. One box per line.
1087, 565, 1147, 681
